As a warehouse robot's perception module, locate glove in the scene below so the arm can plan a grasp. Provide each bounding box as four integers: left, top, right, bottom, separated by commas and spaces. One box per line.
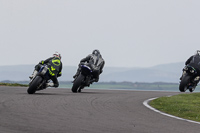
39, 60, 44, 65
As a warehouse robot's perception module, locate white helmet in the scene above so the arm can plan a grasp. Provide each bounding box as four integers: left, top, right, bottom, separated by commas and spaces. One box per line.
195, 50, 200, 56
53, 52, 61, 59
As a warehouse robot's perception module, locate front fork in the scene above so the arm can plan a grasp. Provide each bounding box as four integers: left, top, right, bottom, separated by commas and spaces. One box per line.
37, 80, 47, 90
181, 70, 199, 87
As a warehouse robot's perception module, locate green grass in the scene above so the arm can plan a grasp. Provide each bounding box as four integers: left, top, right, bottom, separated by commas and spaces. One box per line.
0, 82, 28, 87
150, 93, 200, 122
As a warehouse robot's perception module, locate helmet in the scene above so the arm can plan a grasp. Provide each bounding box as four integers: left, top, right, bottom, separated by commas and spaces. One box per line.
92, 49, 100, 56
53, 52, 61, 59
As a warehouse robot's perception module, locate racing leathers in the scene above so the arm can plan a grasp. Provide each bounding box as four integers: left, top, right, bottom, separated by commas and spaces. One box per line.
185, 55, 200, 73
180, 54, 200, 82
33, 56, 62, 87
73, 54, 105, 82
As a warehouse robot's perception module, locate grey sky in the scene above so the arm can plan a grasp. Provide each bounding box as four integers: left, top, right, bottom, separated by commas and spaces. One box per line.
1, 0, 200, 67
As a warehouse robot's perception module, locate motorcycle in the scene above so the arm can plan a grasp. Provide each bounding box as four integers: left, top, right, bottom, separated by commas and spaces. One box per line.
179, 65, 200, 92
72, 63, 95, 93
27, 65, 51, 94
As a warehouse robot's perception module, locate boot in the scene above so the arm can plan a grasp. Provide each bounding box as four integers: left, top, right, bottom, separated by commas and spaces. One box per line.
46, 83, 54, 87
29, 70, 38, 79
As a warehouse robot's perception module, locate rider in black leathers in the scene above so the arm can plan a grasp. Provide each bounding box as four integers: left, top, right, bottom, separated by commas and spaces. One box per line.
180, 50, 200, 83
29, 52, 62, 87
73, 49, 105, 83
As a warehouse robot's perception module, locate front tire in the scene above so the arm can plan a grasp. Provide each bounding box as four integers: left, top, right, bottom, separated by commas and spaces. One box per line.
72, 74, 84, 93
179, 75, 190, 92
189, 87, 195, 92
27, 76, 43, 94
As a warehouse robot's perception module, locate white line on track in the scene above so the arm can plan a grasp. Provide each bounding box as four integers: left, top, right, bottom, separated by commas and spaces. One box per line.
143, 97, 200, 125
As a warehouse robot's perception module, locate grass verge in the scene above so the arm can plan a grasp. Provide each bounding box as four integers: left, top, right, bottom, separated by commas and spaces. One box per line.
0, 82, 28, 87
149, 93, 200, 122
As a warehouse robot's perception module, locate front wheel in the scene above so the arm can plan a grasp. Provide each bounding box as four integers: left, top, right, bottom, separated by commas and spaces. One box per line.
179, 75, 190, 92
27, 76, 43, 94
189, 87, 195, 92
72, 74, 84, 93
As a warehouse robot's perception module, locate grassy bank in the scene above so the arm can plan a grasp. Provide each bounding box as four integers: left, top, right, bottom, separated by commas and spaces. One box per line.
150, 93, 200, 122
0, 82, 28, 87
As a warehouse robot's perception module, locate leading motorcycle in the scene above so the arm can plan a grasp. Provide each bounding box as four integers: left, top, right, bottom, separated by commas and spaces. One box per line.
179, 65, 200, 92
27, 65, 51, 94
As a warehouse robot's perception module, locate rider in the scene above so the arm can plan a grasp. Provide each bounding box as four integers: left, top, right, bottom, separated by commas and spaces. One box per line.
73, 49, 105, 83
180, 50, 200, 81
29, 52, 62, 88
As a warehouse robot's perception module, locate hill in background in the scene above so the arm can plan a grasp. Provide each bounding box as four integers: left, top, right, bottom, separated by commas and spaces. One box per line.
0, 62, 184, 83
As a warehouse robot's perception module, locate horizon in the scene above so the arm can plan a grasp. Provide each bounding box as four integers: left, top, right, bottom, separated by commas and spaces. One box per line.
0, 61, 185, 68
0, 61, 183, 83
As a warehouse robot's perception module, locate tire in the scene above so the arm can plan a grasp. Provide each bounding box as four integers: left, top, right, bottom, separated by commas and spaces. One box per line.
27, 76, 43, 94
72, 74, 84, 93
179, 75, 190, 92
189, 87, 195, 92
189, 82, 197, 92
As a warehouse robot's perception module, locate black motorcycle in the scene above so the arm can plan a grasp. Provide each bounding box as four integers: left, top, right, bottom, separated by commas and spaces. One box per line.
72, 63, 95, 93
179, 65, 200, 92
27, 65, 51, 94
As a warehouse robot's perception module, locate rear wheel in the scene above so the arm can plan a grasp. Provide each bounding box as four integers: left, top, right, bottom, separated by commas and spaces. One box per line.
72, 74, 84, 93
179, 75, 190, 92
27, 76, 43, 94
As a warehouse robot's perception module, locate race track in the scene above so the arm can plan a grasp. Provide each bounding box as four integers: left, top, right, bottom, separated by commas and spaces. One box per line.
0, 86, 200, 133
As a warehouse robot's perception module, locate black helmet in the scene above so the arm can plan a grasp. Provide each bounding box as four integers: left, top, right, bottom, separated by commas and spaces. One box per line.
92, 49, 100, 56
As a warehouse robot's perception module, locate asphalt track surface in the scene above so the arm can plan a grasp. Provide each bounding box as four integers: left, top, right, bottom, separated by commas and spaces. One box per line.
1, 86, 200, 133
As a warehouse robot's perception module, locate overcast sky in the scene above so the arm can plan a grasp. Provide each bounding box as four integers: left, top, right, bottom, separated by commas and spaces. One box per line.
1, 0, 200, 68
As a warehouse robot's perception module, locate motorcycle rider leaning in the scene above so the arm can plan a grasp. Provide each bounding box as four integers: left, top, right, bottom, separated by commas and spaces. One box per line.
29, 52, 62, 88
180, 50, 200, 82
73, 49, 105, 83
